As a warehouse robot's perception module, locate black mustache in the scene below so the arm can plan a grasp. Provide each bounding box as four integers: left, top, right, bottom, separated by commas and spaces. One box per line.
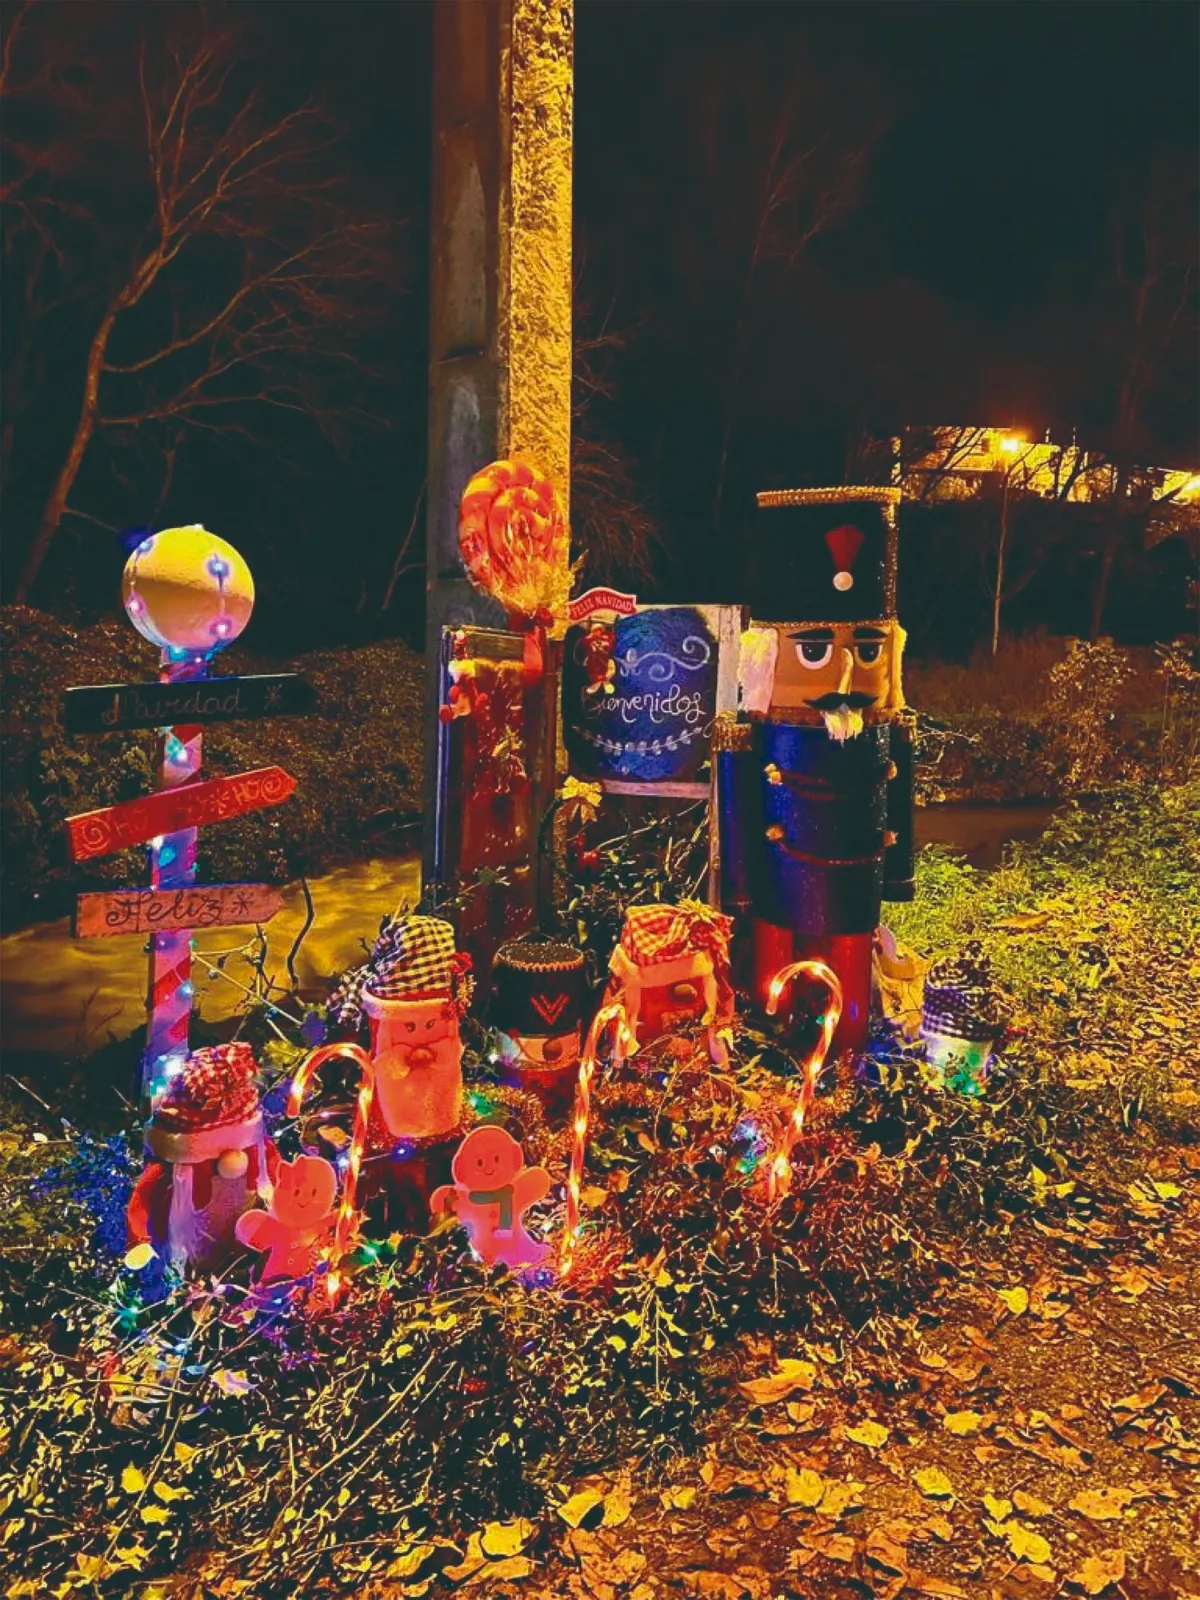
807, 692, 877, 711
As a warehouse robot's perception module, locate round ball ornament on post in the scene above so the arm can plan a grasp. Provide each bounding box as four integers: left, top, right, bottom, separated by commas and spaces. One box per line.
122, 525, 254, 655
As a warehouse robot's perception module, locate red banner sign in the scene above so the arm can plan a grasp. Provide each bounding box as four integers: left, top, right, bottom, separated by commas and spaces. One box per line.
567, 586, 638, 622
65, 766, 295, 863
74, 882, 285, 939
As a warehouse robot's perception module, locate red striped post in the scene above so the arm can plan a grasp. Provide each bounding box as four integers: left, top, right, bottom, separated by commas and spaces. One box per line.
142, 653, 206, 1098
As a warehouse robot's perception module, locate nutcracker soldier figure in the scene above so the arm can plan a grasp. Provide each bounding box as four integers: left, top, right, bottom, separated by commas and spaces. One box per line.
715, 486, 916, 1056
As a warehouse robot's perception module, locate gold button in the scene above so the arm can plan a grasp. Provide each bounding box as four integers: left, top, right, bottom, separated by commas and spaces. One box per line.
766, 825, 784, 842
764, 763, 783, 785
886, 761, 898, 780
884, 830, 898, 847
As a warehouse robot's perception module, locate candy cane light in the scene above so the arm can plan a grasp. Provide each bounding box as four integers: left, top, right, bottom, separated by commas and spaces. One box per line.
288, 1043, 376, 1298
560, 1002, 632, 1277
764, 960, 843, 1203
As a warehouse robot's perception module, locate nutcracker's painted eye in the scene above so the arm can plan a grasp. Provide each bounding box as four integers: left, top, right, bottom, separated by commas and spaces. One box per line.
795, 640, 833, 668
426, 1018, 435, 1029
854, 641, 882, 666
405, 1021, 416, 1032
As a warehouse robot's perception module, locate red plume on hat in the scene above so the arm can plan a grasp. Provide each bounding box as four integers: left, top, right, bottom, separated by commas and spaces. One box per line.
825, 524, 864, 593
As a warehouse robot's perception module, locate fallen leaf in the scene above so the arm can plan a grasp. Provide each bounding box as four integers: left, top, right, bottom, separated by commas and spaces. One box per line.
786, 1400, 816, 1426
784, 1466, 824, 1508
123, 1242, 156, 1272
847, 1419, 890, 1449
818, 1478, 864, 1519
442, 1533, 487, 1582
1109, 1383, 1166, 1414
909, 1575, 969, 1598
1013, 1489, 1052, 1517
913, 1467, 954, 1500
683, 1573, 752, 1600
385, 1544, 435, 1579
210, 1368, 253, 1397
1004, 1522, 1052, 1564
121, 1465, 147, 1495
1068, 1487, 1133, 1522
1109, 1264, 1153, 1299
982, 1492, 1013, 1521
997, 1287, 1029, 1316
866, 1523, 910, 1574
140, 1505, 169, 1525
467, 1555, 531, 1585
112, 1544, 149, 1571
1067, 1549, 1126, 1595
172, 1441, 198, 1467
612, 1550, 647, 1583
923, 1514, 954, 1542
738, 1358, 816, 1406
661, 1485, 697, 1511
1152, 1180, 1181, 1200
602, 1477, 632, 1528
802, 1531, 856, 1562
918, 1350, 948, 1370
151, 1481, 185, 1503
557, 1489, 605, 1529
480, 1519, 533, 1557
943, 1411, 984, 1436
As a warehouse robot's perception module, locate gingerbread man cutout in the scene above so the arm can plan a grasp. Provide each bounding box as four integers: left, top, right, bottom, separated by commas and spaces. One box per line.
430, 1126, 550, 1269
235, 1154, 338, 1282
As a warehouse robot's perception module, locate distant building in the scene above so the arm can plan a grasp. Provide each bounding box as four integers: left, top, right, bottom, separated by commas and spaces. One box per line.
892, 426, 1200, 514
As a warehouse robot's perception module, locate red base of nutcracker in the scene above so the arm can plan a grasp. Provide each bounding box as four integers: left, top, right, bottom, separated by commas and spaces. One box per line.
750, 921, 873, 1058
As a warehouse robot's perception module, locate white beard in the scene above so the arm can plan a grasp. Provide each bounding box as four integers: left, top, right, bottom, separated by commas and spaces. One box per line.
822, 706, 865, 743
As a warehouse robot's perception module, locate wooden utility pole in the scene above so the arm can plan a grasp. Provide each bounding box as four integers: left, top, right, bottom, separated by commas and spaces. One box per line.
423, 0, 574, 890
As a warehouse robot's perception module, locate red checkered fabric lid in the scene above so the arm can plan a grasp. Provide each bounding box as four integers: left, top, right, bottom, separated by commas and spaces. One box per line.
153, 1041, 260, 1132
617, 901, 733, 1004
363, 915, 474, 1010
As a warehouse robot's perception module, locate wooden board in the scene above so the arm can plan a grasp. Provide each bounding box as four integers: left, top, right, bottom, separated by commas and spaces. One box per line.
74, 883, 284, 938
61, 673, 315, 734
65, 766, 296, 862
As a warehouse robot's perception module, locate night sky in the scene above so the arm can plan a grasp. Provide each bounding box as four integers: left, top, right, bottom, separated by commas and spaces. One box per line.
3, 0, 1196, 649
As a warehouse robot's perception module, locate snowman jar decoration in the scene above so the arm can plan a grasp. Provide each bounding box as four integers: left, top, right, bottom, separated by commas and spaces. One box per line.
126, 1043, 276, 1272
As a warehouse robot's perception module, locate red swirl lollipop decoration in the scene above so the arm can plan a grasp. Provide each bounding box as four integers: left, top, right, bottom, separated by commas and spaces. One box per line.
457, 458, 571, 629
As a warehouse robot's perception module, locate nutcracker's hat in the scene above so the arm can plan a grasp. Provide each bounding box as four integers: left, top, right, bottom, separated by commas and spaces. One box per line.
749, 486, 901, 624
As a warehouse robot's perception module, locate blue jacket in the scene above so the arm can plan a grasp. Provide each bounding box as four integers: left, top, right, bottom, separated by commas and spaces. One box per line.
717, 717, 915, 936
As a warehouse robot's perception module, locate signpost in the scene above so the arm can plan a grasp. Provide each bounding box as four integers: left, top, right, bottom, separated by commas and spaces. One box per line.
65, 766, 297, 863
74, 883, 285, 939
61, 673, 314, 734
63, 524, 310, 1094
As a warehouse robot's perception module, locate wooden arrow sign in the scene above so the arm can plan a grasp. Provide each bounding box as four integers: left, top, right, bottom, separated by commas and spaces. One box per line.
61, 673, 316, 735
65, 766, 296, 862
74, 882, 285, 939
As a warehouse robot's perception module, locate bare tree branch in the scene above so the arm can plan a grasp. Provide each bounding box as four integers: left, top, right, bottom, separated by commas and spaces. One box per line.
4, 7, 403, 602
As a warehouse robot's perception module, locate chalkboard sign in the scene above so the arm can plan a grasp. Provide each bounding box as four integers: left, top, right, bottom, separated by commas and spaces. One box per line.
563, 607, 720, 784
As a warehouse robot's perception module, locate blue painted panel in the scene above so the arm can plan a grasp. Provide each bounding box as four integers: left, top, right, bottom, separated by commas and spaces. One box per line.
563, 607, 718, 783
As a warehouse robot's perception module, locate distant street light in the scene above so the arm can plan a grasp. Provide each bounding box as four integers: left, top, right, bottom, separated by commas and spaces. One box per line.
992, 436, 1025, 654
